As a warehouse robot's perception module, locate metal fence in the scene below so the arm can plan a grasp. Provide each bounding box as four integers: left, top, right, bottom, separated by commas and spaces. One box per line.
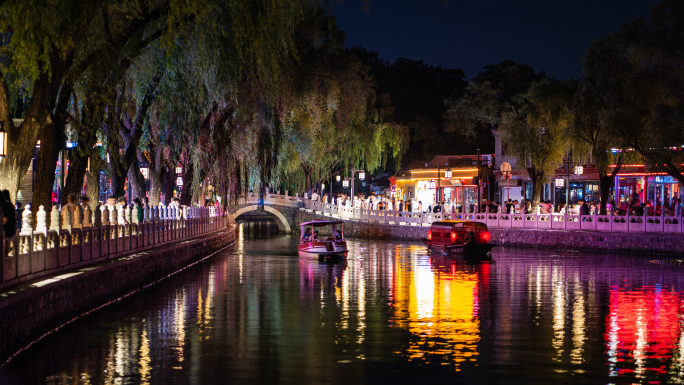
1, 203, 227, 290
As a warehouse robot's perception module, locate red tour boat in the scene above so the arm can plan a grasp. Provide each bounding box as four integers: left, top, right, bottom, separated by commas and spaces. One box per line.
422, 220, 496, 254
298, 220, 348, 258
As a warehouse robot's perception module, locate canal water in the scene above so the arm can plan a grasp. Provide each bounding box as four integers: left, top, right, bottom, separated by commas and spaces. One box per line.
2, 221, 684, 384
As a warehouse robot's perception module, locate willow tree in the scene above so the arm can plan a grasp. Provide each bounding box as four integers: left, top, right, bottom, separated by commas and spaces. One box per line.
0, 0, 308, 205
275, 9, 408, 193
499, 79, 572, 208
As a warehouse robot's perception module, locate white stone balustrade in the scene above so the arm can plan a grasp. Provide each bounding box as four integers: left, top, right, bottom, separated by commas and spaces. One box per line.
295, 196, 684, 233
0, 202, 227, 289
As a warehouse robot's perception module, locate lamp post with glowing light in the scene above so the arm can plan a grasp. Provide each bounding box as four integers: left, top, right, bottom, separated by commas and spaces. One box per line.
348, 167, 365, 204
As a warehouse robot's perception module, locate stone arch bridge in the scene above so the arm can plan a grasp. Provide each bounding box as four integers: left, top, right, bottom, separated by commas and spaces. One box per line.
227, 192, 303, 233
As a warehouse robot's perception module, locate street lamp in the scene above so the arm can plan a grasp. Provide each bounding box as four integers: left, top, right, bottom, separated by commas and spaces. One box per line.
349, 167, 365, 201
336, 175, 341, 182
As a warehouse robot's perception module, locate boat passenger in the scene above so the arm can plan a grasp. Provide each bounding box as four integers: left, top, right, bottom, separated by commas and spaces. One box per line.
335, 230, 343, 241
303, 228, 312, 242
312, 231, 319, 241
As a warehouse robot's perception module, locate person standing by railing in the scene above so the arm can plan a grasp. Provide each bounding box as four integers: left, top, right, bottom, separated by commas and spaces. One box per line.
1, 190, 16, 256
676, 198, 682, 217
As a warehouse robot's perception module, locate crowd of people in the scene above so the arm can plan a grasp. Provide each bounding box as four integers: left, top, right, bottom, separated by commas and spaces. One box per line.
308, 190, 684, 218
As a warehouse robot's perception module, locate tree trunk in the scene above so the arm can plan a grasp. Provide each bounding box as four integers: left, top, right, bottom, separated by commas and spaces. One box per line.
63, 152, 88, 204
32, 127, 62, 215
527, 167, 544, 210
86, 151, 102, 210
179, 163, 194, 206
163, 168, 175, 206
0, 71, 62, 203
109, 168, 125, 200
597, 158, 622, 215
303, 164, 312, 195
149, 166, 164, 205
127, 160, 147, 202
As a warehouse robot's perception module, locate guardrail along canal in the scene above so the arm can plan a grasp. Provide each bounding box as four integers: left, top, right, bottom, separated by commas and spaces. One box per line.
2, 222, 683, 384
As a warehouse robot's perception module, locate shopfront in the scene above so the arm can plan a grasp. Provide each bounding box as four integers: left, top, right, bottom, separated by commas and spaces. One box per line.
395, 163, 482, 212
615, 174, 681, 208
555, 181, 600, 205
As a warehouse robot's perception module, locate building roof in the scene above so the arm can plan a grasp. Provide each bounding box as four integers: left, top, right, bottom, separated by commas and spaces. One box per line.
430, 154, 494, 167
403, 155, 495, 171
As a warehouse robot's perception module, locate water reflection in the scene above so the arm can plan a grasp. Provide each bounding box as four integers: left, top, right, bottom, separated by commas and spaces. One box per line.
5, 233, 684, 384
392, 250, 481, 370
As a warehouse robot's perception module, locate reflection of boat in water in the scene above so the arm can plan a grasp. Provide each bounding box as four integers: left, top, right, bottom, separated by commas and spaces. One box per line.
298, 255, 347, 295
298, 220, 348, 258
429, 251, 492, 271
422, 221, 496, 255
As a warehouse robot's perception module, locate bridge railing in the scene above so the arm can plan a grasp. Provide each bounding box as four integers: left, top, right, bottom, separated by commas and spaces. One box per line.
236, 191, 302, 207
0, 203, 230, 290
301, 198, 684, 233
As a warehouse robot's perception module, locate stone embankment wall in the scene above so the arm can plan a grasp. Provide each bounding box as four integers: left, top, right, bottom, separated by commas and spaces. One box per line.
296, 211, 684, 255
0, 226, 236, 364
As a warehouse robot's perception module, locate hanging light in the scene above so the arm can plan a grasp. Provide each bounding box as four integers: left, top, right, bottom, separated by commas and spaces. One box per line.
336, 175, 341, 182
0, 122, 6, 160
321, 183, 325, 190
343, 180, 349, 187
359, 172, 365, 181
140, 166, 149, 180
574, 166, 584, 175
445, 169, 452, 179
86, 157, 90, 172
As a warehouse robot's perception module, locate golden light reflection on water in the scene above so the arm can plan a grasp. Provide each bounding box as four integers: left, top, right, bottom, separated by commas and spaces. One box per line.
174, 291, 186, 367
393, 249, 480, 370
138, 322, 151, 385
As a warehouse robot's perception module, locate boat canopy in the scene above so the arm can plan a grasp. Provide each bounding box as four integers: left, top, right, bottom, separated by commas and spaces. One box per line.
300, 220, 345, 241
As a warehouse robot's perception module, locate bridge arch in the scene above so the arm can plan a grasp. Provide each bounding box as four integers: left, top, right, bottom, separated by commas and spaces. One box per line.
230, 205, 292, 233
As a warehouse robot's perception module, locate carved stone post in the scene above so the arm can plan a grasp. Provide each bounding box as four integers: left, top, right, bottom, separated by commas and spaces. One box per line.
93, 204, 101, 227
20, 205, 33, 235
101, 205, 109, 226
36, 205, 48, 234
50, 206, 60, 232
82, 206, 92, 227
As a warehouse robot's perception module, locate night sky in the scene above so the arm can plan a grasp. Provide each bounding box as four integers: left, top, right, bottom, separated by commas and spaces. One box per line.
333, 0, 661, 79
